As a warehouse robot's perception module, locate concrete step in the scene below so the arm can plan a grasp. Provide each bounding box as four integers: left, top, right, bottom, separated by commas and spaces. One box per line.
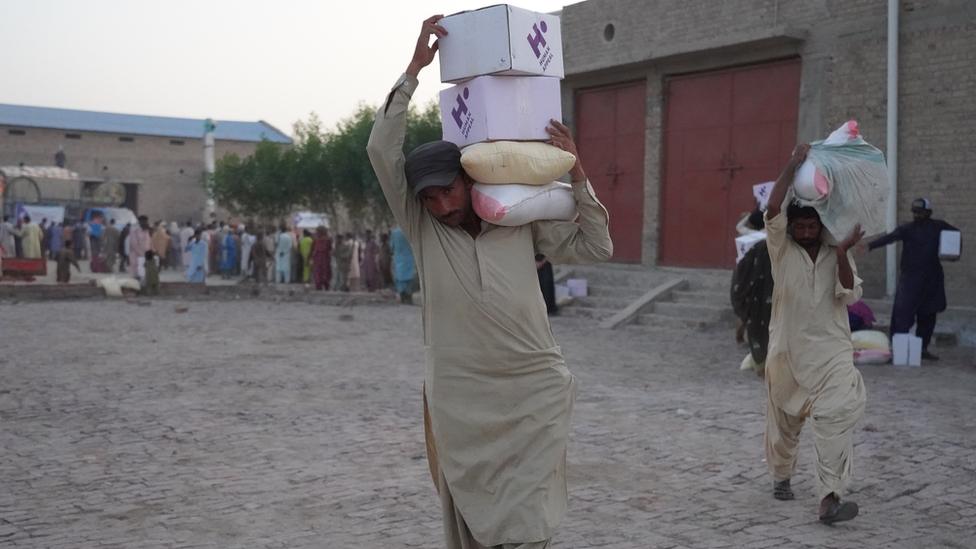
558, 306, 618, 321
693, 278, 733, 292
585, 284, 649, 298
560, 265, 733, 296
636, 312, 720, 330
572, 294, 636, 310
861, 298, 893, 317
661, 269, 732, 291
559, 265, 676, 288
651, 301, 732, 320
672, 289, 728, 304
620, 321, 690, 335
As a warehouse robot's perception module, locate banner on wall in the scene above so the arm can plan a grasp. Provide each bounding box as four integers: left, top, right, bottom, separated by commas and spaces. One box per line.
15, 203, 66, 224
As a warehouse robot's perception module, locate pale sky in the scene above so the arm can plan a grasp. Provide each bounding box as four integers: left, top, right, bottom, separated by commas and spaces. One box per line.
0, 0, 570, 137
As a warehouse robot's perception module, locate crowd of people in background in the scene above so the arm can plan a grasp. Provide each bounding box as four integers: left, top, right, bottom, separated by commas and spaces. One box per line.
184, 220, 417, 299
1, 214, 128, 265
1, 213, 419, 301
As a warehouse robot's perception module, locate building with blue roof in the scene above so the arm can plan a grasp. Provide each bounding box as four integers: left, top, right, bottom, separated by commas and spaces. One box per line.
0, 104, 292, 144
0, 103, 292, 223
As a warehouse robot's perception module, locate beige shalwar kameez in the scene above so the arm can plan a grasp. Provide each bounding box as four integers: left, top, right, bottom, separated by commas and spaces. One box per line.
764, 210, 867, 499
367, 74, 612, 548
19, 222, 43, 259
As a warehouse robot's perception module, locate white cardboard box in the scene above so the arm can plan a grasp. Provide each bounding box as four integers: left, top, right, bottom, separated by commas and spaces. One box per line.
735, 232, 767, 264
752, 181, 774, 210
939, 230, 961, 261
440, 75, 561, 147
909, 336, 922, 366
892, 333, 922, 367
566, 278, 588, 297
555, 283, 570, 302
438, 4, 564, 83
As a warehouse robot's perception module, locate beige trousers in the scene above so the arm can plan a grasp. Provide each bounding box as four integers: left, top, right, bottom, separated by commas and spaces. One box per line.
765, 364, 866, 499
438, 470, 551, 549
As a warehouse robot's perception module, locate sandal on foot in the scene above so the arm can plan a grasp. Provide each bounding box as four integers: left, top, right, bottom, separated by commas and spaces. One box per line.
819, 499, 859, 524
773, 479, 795, 501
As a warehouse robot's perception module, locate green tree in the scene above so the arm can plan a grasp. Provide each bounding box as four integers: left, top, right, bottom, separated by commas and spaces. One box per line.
405, 101, 443, 154
327, 100, 442, 227
210, 100, 442, 225
325, 105, 377, 226
209, 140, 297, 220
292, 114, 336, 222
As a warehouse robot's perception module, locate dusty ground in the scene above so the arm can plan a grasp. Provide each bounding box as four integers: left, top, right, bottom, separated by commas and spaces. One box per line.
1, 299, 974, 548
0, 259, 238, 286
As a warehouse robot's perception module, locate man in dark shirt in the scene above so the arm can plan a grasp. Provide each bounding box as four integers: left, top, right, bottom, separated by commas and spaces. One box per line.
535, 254, 558, 316
868, 198, 958, 360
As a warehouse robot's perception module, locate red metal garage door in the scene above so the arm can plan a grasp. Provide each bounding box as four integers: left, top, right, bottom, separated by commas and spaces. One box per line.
660, 59, 800, 268
575, 81, 646, 263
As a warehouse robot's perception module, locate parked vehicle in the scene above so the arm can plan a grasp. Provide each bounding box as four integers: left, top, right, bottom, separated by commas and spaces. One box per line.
83, 207, 138, 228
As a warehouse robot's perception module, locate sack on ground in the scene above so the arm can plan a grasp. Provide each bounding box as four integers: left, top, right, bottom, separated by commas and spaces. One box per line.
851, 329, 889, 351
791, 120, 889, 242
472, 181, 577, 226
854, 349, 891, 365
461, 141, 576, 185
96, 276, 141, 298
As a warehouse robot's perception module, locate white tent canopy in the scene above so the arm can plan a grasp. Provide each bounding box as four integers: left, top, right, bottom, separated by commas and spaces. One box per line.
1, 166, 81, 180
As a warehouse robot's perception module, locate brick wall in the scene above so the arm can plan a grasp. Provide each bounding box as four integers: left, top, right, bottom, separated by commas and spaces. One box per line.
0, 126, 264, 224
561, 0, 976, 306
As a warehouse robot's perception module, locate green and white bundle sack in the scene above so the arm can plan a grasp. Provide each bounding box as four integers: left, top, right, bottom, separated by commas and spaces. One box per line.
792, 120, 889, 242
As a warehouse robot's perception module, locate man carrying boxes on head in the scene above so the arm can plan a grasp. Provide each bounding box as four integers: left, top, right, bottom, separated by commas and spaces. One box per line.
366, 12, 612, 549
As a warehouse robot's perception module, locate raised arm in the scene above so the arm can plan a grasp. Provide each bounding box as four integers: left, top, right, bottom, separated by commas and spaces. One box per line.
365, 16, 446, 240
532, 120, 612, 263
867, 225, 903, 251
765, 144, 810, 220
836, 223, 865, 292
764, 144, 809, 262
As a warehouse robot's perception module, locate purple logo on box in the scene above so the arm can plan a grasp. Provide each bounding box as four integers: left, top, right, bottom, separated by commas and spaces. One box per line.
527, 21, 547, 56
450, 87, 475, 139
526, 20, 554, 71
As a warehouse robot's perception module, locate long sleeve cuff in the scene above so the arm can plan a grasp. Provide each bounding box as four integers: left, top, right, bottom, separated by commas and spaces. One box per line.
571, 179, 610, 227
382, 73, 420, 114
835, 276, 863, 305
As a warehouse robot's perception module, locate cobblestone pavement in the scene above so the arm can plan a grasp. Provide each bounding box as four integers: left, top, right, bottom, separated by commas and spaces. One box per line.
1, 300, 974, 548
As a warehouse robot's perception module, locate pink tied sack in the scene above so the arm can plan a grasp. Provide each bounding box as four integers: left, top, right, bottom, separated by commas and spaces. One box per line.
471, 182, 577, 227
823, 120, 860, 144
793, 120, 860, 201
854, 349, 891, 365
471, 187, 508, 223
